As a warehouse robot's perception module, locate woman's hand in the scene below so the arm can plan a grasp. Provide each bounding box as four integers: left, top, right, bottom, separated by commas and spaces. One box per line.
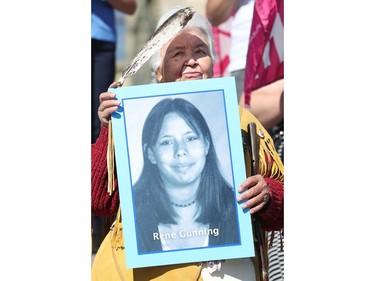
97, 82, 121, 128
237, 174, 271, 214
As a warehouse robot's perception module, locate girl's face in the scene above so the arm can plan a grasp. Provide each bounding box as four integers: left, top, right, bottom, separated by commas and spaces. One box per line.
147, 112, 210, 188
155, 28, 214, 82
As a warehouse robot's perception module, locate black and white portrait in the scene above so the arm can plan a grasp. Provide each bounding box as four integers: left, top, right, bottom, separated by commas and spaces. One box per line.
123, 90, 240, 253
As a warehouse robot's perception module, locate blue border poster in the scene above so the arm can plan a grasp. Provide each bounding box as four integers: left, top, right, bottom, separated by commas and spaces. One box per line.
111, 77, 254, 268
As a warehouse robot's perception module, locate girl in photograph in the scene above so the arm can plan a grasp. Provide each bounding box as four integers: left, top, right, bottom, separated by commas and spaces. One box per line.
133, 97, 239, 253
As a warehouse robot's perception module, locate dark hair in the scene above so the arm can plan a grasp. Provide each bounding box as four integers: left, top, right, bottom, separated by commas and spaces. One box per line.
133, 98, 234, 225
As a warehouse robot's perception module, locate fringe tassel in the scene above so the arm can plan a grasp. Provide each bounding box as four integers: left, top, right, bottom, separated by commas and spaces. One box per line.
110, 208, 124, 250
109, 208, 125, 281
107, 120, 115, 196
239, 106, 284, 183
258, 137, 284, 183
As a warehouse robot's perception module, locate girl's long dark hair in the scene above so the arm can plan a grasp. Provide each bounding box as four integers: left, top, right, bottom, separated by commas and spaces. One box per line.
133, 98, 235, 225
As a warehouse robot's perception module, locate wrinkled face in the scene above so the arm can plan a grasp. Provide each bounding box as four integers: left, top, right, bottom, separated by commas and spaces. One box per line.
155, 28, 214, 82
147, 112, 210, 188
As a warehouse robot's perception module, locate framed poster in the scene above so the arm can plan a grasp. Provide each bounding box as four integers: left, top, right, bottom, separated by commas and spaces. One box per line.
111, 77, 254, 268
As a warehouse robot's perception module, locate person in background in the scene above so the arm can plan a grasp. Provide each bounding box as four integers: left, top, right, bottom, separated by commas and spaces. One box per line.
207, 1, 284, 280
91, 0, 137, 254
91, 8, 283, 281
206, 0, 254, 102
92, 0, 137, 144
206, 0, 283, 132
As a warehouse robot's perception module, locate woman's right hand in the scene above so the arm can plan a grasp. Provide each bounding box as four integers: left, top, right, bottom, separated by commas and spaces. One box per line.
97, 82, 121, 128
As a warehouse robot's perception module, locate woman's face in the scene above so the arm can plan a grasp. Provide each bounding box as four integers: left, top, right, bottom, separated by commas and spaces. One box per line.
155, 28, 214, 82
147, 112, 210, 188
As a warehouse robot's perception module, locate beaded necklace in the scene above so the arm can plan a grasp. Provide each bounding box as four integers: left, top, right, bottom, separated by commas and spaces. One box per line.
170, 200, 196, 208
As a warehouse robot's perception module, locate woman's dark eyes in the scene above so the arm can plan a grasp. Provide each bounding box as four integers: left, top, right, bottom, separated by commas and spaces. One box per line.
172, 51, 183, 57
160, 140, 173, 146
172, 49, 206, 58
186, 136, 198, 142
159, 136, 198, 146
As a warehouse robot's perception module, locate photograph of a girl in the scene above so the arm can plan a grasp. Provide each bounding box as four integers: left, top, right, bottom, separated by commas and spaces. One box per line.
128, 96, 240, 253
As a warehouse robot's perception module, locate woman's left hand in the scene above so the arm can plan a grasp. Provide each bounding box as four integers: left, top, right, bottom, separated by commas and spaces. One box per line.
237, 174, 271, 214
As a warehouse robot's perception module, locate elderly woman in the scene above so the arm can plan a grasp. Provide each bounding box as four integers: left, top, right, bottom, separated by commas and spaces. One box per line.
91, 7, 283, 281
